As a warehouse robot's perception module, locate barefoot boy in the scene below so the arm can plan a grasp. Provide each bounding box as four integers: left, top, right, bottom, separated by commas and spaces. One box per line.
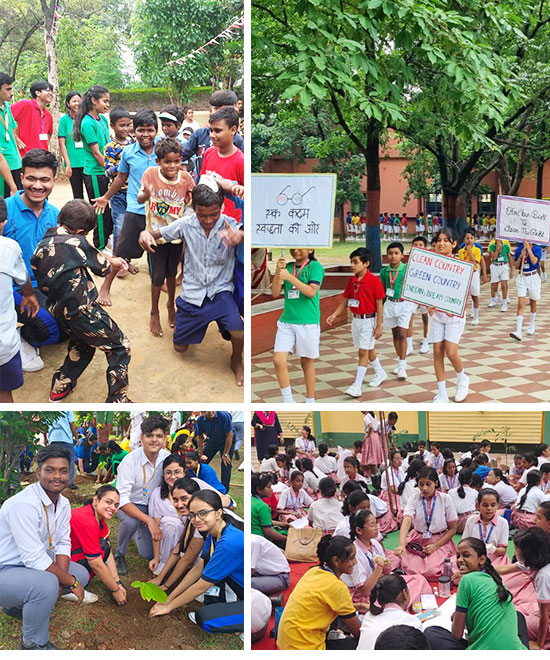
326, 247, 387, 398
31, 199, 131, 402
139, 178, 244, 386
137, 137, 194, 337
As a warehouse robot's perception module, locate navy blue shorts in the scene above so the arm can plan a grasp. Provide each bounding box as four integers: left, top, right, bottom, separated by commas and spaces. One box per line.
0, 351, 23, 391
233, 260, 244, 316
173, 290, 243, 346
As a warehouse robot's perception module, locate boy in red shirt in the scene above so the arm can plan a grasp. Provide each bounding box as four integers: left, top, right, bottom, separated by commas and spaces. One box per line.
200, 107, 244, 223
11, 81, 53, 155
327, 247, 387, 398
137, 137, 195, 337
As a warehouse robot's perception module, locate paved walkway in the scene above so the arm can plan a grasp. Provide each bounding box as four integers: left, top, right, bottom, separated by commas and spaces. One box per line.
252, 276, 550, 403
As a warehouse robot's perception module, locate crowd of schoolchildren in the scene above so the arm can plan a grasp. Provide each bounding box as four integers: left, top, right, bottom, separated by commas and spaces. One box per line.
0, 412, 244, 650
270, 220, 546, 403
251, 413, 550, 650
0, 75, 245, 404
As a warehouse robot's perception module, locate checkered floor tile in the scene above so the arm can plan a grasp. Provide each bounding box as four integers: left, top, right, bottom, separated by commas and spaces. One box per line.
252, 279, 550, 403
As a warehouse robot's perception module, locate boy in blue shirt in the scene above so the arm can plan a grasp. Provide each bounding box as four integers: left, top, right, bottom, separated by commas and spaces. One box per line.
93, 109, 158, 306
510, 241, 542, 341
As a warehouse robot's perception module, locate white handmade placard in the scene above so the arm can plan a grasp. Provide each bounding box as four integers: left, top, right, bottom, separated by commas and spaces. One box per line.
496, 195, 550, 245
251, 173, 336, 248
401, 247, 474, 317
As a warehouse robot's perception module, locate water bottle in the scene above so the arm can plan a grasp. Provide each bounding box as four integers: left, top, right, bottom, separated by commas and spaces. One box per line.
443, 557, 452, 578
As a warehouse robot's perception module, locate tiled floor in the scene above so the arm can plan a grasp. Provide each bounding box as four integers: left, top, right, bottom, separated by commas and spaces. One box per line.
252, 279, 550, 403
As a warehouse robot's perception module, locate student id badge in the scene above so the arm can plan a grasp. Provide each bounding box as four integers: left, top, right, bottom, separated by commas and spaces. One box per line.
39, 133, 48, 141
422, 530, 432, 539
386, 288, 395, 298
288, 289, 300, 299
75, 141, 83, 148
205, 585, 220, 597
348, 299, 360, 308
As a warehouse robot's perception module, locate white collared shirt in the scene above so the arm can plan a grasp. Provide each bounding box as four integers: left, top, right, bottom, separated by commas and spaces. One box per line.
0, 482, 71, 570
116, 447, 170, 507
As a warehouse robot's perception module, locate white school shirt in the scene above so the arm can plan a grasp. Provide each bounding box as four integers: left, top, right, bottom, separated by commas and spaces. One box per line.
380, 467, 405, 491
491, 479, 518, 507
399, 481, 418, 512
341, 472, 369, 488
0, 482, 71, 570
447, 484, 477, 515
430, 453, 445, 471
403, 490, 457, 534
336, 447, 353, 482
418, 450, 433, 465
314, 454, 337, 475
116, 446, 170, 507
363, 413, 380, 433
277, 486, 313, 511
0, 235, 27, 365
538, 456, 550, 469
402, 455, 410, 472
439, 472, 459, 492
462, 513, 509, 547
334, 515, 384, 543
308, 498, 344, 530
357, 603, 422, 650
369, 494, 388, 517
515, 485, 546, 512
541, 479, 550, 495
295, 436, 315, 454
302, 470, 319, 492
259, 456, 278, 473
534, 564, 550, 604
129, 411, 147, 450
342, 538, 386, 589
519, 464, 538, 486
251, 589, 272, 635
250, 535, 290, 575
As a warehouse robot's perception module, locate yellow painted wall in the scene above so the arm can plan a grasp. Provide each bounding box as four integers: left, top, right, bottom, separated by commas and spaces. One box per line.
319, 411, 419, 435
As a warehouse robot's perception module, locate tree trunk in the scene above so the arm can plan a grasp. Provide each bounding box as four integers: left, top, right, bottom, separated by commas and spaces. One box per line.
536, 160, 546, 199
442, 190, 468, 239
41, 0, 60, 160
365, 126, 382, 272
339, 204, 345, 242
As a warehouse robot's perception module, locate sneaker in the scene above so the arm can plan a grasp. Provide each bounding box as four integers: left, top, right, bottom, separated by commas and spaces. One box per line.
432, 393, 449, 403
509, 331, 522, 341
487, 300, 496, 307
345, 384, 362, 398
368, 370, 387, 387
419, 338, 430, 354
20, 338, 44, 372
396, 365, 407, 379
20, 636, 59, 650
61, 590, 98, 604
115, 555, 127, 576
501, 303, 508, 312
470, 317, 479, 326
234, 450, 240, 461
391, 366, 399, 375
49, 382, 77, 403
406, 345, 413, 356
527, 326, 536, 335
542, 272, 548, 282
188, 611, 197, 624
455, 376, 470, 403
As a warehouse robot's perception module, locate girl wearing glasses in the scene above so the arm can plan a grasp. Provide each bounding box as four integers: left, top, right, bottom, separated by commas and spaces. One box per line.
149, 490, 244, 635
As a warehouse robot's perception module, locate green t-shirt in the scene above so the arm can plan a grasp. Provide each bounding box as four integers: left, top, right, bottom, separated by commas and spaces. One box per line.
279, 259, 324, 325
456, 571, 527, 650
80, 113, 110, 175
251, 496, 273, 536
108, 449, 128, 474
379, 262, 406, 300
58, 113, 85, 169
0, 101, 22, 191
489, 241, 511, 265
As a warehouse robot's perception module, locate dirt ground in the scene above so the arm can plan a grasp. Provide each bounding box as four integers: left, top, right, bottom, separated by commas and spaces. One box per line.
14, 181, 243, 404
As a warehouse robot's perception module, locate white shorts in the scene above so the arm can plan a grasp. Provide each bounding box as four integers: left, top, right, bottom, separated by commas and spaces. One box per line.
490, 262, 509, 283
351, 316, 377, 350
541, 251, 547, 262
428, 311, 466, 344
274, 321, 320, 358
470, 268, 480, 296
412, 303, 429, 315
380, 223, 384, 232
383, 300, 414, 329
401, 226, 407, 235
419, 223, 425, 232
516, 273, 541, 301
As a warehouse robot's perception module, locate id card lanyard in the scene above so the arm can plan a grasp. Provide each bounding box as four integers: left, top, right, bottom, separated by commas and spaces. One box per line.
446, 474, 457, 490
142, 462, 159, 498
0, 104, 10, 141
422, 495, 437, 538
42, 503, 56, 550
478, 521, 494, 544
288, 259, 309, 297
386, 265, 401, 298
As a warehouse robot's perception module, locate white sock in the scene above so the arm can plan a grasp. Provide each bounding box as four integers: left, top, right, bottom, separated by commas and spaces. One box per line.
472, 307, 479, 320
281, 386, 294, 403
370, 358, 384, 375
490, 297, 495, 303
529, 312, 536, 328
406, 336, 413, 351
456, 369, 467, 382
437, 381, 447, 396
354, 366, 367, 387
516, 315, 523, 334
305, 397, 315, 403
398, 358, 407, 368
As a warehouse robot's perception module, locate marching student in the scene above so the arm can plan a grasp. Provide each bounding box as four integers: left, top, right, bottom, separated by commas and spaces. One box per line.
510, 241, 542, 341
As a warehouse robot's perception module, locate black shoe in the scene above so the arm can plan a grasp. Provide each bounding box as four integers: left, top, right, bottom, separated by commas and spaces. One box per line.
2, 606, 22, 619
115, 555, 127, 575
234, 450, 240, 460
269, 594, 284, 608
68, 484, 79, 490
20, 635, 59, 650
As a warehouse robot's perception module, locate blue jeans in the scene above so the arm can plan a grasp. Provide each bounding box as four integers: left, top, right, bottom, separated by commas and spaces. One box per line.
233, 422, 244, 451
203, 442, 234, 493
110, 191, 127, 253
49, 441, 75, 485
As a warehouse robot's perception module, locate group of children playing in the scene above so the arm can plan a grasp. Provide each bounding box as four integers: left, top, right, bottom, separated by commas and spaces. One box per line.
271, 225, 545, 403
1, 86, 245, 402
251, 425, 550, 650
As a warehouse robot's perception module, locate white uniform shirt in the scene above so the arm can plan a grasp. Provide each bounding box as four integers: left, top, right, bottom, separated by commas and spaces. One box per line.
116, 446, 171, 507
251, 535, 290, 575
0, 482, 71, 570
463, 513, 509, 547
357, 604, 422, 650
399, 481, 418, 512
448, 484, 477, 515
430, 453, 445, 471
314, 454, 337, 475
519, 464, 538, 486
516, 485, 546, 512
334, 516, 384, 543
342, 538, 385, 589
129, 411, 147, 450
534, 564, 550, 604
302, 470, 320, 492
308, 498, 344, 530
0, 236, 27, 364
341, 472, 369, 488
439, 472, 459, 492
295, 437, 315, 454
491, 479, 517, 507
380, 467, 406, 491
363, 412, 380, 433
277, 486, 313, 511
336, 447, 353, 482
259, 456, 278, 473
403, 490, 457, 534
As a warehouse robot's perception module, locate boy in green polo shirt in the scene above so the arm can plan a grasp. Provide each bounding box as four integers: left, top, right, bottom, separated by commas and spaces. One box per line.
380, 242, 414, 379
0, 72, 22, 197
488, 238, 513, 311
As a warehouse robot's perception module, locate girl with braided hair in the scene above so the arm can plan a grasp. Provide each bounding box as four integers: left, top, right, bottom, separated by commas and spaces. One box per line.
424, 537, 528, 649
